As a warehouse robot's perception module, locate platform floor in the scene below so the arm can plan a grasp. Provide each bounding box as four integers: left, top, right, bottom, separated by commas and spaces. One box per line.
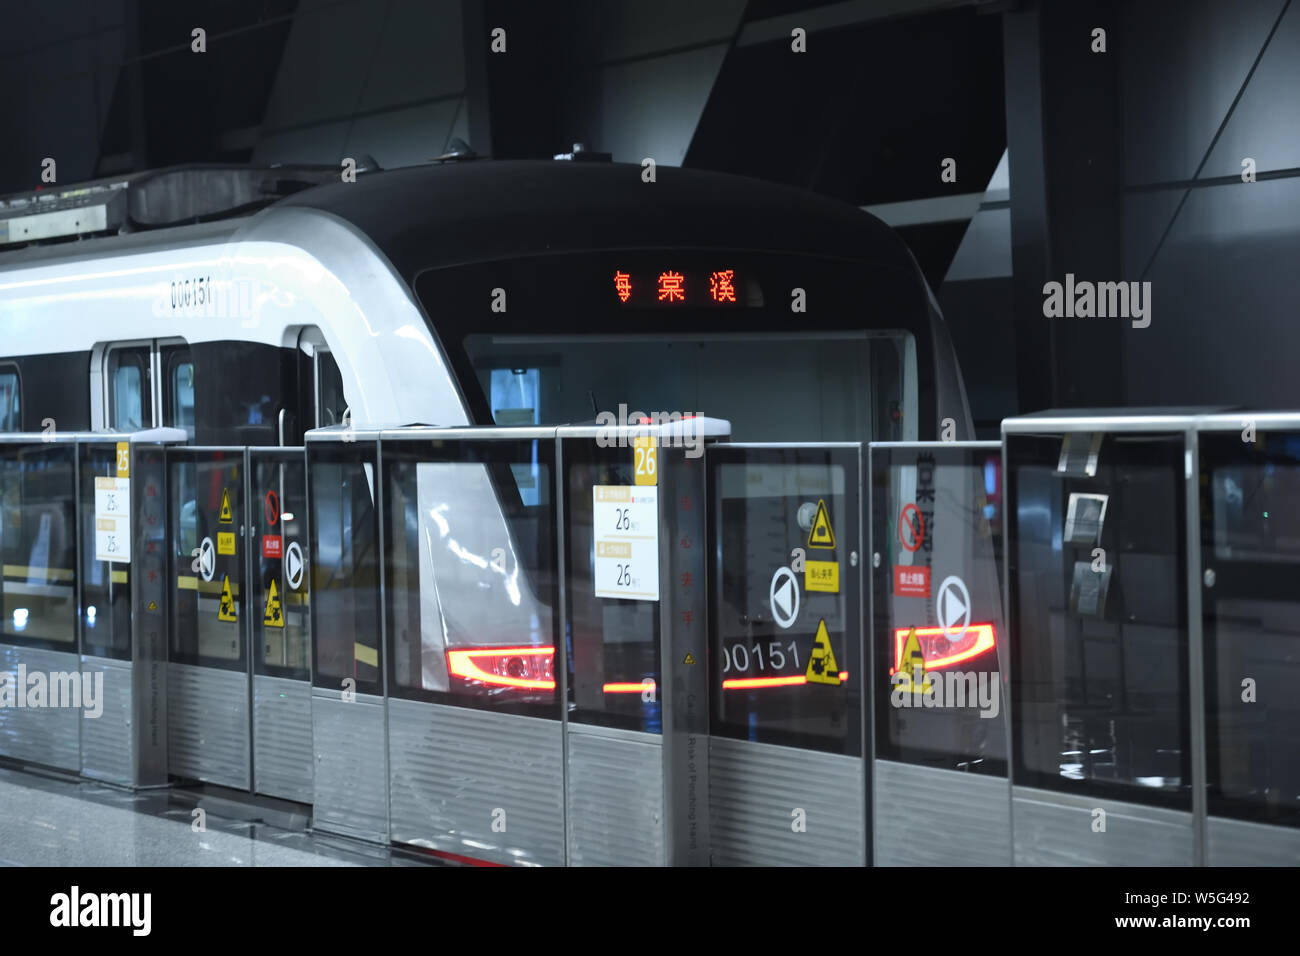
0, 765, 437, 867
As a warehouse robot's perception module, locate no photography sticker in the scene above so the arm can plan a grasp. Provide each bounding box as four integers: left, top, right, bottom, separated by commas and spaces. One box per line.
898, 503, 925, 553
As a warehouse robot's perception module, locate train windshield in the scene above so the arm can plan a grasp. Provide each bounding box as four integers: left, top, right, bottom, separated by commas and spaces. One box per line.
416, 251, 923, 443
466, 331, 911, 443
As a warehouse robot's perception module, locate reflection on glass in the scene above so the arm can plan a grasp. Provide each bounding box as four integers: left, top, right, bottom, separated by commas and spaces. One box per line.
171, 361, 195, 438
566, 451, 661, 732
873, 447, 1006, 773
316, 351, 347, 428
0, 370, 19, 432
169, 454, 244, 667
80, 446, 130, 659
310, 450, 380, 693
113, 367, 143, 431
386, 441, 556, 716
108, 346, 152, 432
1009, 433, 1188, 807
711, 454, 860, 756
1202, 432, 1300, 827
254, 457, 309, 678
468, 333, 906, 444
0, 446, 77, 647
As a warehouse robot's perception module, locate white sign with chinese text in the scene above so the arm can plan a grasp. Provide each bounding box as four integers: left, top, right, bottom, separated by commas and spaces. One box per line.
94, 476, 131, 563
593, 484, 659, 601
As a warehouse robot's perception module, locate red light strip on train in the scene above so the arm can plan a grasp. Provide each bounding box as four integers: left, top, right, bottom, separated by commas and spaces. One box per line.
446, 646, 555, 690
603, 681, 656, 694
605, 673, 852, 691
890, 624, 996, 674
722, 672, 848, 689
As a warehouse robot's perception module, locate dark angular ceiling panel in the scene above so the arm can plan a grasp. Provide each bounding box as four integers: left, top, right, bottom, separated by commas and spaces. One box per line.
685, 5, 1006, 209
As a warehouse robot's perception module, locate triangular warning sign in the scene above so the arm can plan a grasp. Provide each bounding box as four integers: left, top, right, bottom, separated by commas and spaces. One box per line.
219, 488, 233, 524
808, 499, 835, 549
683, 652, 696, 665
894, 626, 931, 694
146, 600, 158, 612
218, 574, 238, 622
805, 619, 841, 685
264, 578, 284, 629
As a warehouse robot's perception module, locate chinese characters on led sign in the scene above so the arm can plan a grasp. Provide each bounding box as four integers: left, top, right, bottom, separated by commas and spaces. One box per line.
613, 269, 740, 306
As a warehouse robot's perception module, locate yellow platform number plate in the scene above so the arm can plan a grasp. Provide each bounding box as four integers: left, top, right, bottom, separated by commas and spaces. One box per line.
634, 435, 657, 486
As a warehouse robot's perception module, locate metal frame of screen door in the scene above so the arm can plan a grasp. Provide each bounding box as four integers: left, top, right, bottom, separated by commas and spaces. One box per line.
1002, 413, 1201, 866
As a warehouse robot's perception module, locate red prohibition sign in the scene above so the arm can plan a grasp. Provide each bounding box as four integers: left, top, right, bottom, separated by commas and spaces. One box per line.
898, 503, 925, 553
265, 490, 280, 527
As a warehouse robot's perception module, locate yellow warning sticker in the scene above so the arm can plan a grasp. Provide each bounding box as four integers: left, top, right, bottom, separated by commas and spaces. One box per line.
805, 559, 839, 593
264, 578, 284, 629
894, 626, 931, 694
217, 531, 236, 556
683, 652, 696, 665
146, 600, 158, 613
218, 574, 238, 622
219, 488, 233, 524
805, 619, 841, 685
808, 499, 835, 549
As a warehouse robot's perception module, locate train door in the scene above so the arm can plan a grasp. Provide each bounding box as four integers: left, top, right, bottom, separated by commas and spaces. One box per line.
706, 443, 866, 866
96, 339, 194, 437
868, 441, 1010, 864
1196, 415, 1300, 864
249, 447, 312, 804
166, 446, 252, 790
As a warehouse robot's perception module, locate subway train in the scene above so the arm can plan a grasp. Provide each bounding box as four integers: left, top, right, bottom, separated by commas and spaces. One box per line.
0, 157, 998, 865
0, 158, 971, 443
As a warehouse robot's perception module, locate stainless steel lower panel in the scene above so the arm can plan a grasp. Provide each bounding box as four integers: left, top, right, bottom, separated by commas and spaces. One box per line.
388, 698, 564, 866
167, 661, 250, 790
253, 674, 313, 804
567, 725, 665, 866
710, 735, 865, 866
874, 759, 1011, 865
1012, 785, 1194, 865
0, 643, 81, 771
80, 655, 135, 784
1206, 816, 1300, 865
312, 690, 387, 842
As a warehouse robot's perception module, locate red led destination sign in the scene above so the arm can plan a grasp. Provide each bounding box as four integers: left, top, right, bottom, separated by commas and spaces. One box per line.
612, 268, 744, 307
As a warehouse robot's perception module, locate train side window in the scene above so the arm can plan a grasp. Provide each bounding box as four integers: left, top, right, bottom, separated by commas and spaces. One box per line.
0, 364, 19, 432
316, 348, 346, 427
106, 346, 153, 431
162, 346, 195, 439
